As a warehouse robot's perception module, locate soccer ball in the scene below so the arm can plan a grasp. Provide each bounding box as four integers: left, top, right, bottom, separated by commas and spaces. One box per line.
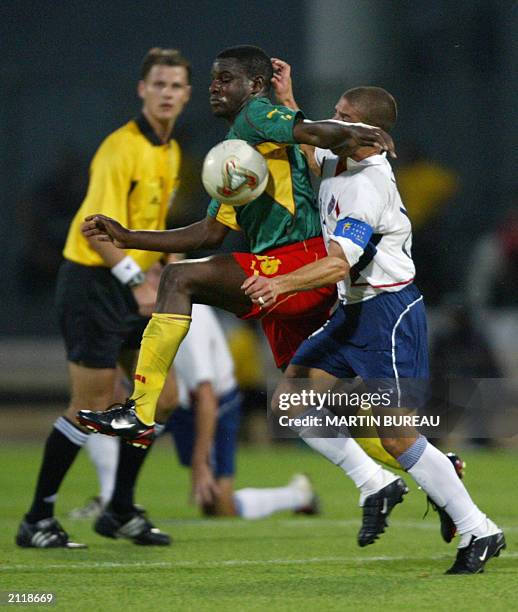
202, 139, 269, 206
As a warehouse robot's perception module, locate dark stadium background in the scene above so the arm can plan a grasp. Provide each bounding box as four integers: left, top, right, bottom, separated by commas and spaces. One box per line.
0, 0, 516, 441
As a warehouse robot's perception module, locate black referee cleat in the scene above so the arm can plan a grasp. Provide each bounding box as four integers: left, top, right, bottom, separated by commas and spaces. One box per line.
446, 527, 506, 574
16, 517, 87, 549
77, 399, 155, 448
94, 506, 171, 546
428, 452, 465, 543
358, 477, 408, 547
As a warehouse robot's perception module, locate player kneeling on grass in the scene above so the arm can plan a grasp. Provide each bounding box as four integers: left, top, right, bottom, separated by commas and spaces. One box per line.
243, 62, 505, 574
161, 304, 319, 518
72, 303, 319, 521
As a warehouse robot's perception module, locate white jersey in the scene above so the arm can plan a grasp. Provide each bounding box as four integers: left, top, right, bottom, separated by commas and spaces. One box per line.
315, 148, 415, 304
175, 304, 236, 407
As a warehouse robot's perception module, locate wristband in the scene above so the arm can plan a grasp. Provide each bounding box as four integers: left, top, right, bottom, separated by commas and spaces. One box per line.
111, 256, 143, 285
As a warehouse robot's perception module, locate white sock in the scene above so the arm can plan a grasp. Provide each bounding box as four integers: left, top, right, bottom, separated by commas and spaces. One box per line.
234, 484, 309, 519
55, 416, 89, 446
301, 435, 396, 503
406, 441, 487, 538
154, 423, 166, 437
85, 434, 119, 505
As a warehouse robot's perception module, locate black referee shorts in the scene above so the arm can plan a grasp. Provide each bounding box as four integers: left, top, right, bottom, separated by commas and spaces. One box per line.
55, 260, 149, 369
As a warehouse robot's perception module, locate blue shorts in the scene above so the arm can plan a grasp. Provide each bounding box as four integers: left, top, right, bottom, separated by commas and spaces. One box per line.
165, 387, 241, 477
291, 284, 429, 404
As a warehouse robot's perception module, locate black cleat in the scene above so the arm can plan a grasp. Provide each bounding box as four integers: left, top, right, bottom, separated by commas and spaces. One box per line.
16, 517, 87, 549
358, 477, 408, 547
446, 528, 506, 574
428, 452, 465, 543
94, 506, 171, 546
77, 399, 155, 448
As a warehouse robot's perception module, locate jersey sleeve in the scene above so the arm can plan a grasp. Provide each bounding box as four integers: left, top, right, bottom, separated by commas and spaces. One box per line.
80, 133, 134, 224
235, 100, 304, 145
329, 173, 384, 267
175, 307, 218, 391
314, 147, 327, 169
206, 199, 241, 230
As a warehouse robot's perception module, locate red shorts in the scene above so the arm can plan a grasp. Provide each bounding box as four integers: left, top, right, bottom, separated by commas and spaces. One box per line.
232, 237, 337, 368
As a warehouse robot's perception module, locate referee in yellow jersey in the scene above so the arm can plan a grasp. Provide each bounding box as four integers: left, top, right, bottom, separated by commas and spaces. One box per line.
17, 48, 191, 548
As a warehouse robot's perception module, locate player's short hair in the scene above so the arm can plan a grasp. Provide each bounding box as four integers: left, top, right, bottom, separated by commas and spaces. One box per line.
140, 47, 191, 83
216, 45, 273, 93
343, 87, 397, 132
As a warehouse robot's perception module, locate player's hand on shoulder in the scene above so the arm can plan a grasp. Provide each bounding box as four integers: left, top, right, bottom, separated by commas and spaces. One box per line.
192, 462, 220, 506
82, 214, 131, 248
241, 275, 279, 308
271, 58, 298, 110
131, 281, 157, 317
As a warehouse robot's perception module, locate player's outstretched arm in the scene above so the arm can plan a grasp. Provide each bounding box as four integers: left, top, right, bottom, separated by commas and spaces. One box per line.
82, 214, 230, 252
293, 119, 396, 159
242, 242, 349, 308
271, 57, 395, 161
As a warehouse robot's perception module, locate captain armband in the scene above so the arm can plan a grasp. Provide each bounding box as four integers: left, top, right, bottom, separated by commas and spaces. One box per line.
331, 217, 374, 267
334, 217, 373, 249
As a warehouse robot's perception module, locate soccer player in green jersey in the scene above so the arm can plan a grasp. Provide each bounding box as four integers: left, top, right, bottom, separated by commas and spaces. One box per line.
78, 45, 394, 443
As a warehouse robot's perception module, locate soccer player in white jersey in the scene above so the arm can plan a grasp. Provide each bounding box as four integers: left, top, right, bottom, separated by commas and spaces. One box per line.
74, 303, 318, 522
160, 303, 318, 518
243, 61, 505, 574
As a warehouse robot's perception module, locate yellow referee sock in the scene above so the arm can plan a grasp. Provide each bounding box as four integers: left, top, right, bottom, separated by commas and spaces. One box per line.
132, 313, 191, 425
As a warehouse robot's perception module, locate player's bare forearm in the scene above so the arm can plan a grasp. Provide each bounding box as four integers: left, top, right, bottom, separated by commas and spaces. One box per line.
192, 382, 221, 505
192, 383, 219, 467
269, 58, 320, 175
293, 120, 395, 158
242, 242, 348, 307
271, 58, 299, 111
242, 256, 345, 307
280, 256, 347, 293
83, 214, 229, 252
122, 221, 224, 253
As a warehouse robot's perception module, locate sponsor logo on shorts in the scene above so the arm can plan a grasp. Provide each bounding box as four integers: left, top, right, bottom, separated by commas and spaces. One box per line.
250, 255, 282, 276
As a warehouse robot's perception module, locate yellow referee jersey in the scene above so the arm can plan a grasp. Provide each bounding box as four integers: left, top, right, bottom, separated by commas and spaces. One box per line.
63, 114, 181, 271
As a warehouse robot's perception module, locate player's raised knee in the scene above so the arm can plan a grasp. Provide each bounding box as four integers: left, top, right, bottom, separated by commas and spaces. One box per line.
159, 262, 195, 294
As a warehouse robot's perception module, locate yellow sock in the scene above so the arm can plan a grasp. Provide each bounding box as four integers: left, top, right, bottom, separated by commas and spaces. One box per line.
356, 437, 402, 470
348, 405, 403, 470
132, 313, 191, 425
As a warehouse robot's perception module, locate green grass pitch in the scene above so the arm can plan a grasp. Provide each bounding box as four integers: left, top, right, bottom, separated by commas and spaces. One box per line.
0, 440, 516, 610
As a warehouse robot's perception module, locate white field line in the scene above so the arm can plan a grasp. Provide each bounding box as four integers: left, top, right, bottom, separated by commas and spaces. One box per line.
159, 518, 518, 533
280, 519, 518, 533
1, 552, 517, 572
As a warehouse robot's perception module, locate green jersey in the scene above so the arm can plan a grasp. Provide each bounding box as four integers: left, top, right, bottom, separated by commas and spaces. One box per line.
207, 97, 321, 254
